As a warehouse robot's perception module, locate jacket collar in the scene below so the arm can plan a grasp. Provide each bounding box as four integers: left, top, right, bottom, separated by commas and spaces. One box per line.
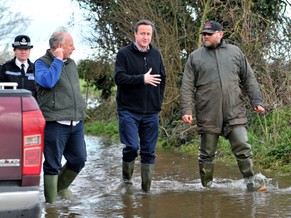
131, 41, 152, 53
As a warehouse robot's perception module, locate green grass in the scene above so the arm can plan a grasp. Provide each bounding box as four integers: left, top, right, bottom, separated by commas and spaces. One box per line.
85, 119, 119, 141
248, 107, 291, 173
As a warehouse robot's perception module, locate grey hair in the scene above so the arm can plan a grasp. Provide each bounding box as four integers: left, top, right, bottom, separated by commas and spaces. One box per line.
133, 19, 155, 33
49, 26, 69, 49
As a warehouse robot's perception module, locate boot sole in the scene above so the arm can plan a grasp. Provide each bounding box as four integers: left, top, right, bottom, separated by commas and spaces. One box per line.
257, 186, 268, 192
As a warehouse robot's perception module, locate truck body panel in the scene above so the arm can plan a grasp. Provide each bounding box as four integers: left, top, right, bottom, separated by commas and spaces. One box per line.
0, 96, 22, 180
0, 84, 45, 217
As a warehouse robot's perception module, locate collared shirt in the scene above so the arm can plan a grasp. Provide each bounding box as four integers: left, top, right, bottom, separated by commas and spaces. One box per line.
15, 59, 28, 73
133, 40, 149, 52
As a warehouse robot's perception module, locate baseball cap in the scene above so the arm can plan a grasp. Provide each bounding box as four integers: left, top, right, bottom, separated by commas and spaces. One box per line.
202, 21, 223, 33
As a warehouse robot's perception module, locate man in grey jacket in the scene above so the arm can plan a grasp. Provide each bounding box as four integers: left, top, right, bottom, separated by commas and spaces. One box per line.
180, 21, 267, 191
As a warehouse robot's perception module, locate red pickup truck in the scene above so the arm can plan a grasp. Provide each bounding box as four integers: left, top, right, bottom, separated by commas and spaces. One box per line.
0, 83, 45, 217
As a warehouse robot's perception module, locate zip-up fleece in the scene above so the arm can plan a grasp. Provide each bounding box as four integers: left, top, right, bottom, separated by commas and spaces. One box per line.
35, 50, 86, 121
180, 40, 263, 137
114, 42, 166, 114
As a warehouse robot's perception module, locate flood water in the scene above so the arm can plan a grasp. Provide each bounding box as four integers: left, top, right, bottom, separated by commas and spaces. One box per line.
40, 135, 291, 218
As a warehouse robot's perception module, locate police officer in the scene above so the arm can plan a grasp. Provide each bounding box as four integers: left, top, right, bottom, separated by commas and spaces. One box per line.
0, 35, 36, 98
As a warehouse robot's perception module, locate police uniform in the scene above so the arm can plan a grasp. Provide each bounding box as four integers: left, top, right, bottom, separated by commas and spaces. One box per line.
0, 35, 36, 98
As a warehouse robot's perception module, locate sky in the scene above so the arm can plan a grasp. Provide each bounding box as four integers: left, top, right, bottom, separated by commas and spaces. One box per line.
5, 0, 93, 62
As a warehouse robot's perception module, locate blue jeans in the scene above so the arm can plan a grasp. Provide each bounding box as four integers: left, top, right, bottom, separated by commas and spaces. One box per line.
118, 110, 159, 164
43, 121, 87, 175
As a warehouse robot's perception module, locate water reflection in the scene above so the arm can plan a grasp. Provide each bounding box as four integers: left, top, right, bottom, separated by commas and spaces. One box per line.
41, 135, 291, 218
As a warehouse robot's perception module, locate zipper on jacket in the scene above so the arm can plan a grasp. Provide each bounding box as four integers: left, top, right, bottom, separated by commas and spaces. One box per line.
144, 56, 148, 112
64, 64, 77, 120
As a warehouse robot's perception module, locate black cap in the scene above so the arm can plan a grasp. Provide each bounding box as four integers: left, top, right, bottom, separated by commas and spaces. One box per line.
202, 21, 223, 33
12, 35, 33, 49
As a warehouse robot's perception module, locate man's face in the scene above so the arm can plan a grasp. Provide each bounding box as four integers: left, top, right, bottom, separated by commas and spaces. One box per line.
134, 24, 153, 50
62, 33, 75, 59
14, 48, 31, 62
202, 31, 223, 48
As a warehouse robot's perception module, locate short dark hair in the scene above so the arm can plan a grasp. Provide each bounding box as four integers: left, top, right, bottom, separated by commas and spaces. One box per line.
133, 19, 155, 33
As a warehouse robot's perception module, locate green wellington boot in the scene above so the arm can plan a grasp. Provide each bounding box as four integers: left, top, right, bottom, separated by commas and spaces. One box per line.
237, 159, 268, 192
57, 165, 78, 199
122, 160, 135, 185
141, 163, 154, 193
44, 175, 58, 204
198, 133, 218, 188
199, 163, 215, 188
229, 127, 268, 192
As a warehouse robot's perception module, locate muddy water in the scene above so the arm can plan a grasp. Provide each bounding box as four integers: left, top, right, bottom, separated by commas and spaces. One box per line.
41, 135, 291, 218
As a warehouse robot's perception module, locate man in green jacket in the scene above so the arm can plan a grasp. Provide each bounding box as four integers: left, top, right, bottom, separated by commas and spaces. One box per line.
180, 21, 267, 191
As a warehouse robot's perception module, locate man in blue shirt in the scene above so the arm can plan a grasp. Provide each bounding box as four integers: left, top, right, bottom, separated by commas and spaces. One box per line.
34, 27, 87, 203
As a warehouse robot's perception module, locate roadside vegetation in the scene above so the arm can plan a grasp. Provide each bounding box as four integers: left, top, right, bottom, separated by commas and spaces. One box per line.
76, 0, 291, 175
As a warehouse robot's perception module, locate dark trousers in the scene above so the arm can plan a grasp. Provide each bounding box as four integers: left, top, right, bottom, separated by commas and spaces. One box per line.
43, 121, 87, 175
118, 110, 159, 164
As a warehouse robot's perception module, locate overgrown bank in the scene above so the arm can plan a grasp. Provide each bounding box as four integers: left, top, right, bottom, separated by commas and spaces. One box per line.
84, 97, 291, 176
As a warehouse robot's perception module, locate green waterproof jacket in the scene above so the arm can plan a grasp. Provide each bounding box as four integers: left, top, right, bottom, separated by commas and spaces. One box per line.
180, 40, 263, 137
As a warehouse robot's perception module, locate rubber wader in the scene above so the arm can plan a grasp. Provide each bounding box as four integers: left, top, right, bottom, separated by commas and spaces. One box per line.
199, 163, 215, 187
141, 163, 154, 193
237, 159, 261, 191
229, 126, 264, 191
44, 175, 58, 203
198, 133, 219, 187
57, 165, 78, 199
122, 160, 135, 185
